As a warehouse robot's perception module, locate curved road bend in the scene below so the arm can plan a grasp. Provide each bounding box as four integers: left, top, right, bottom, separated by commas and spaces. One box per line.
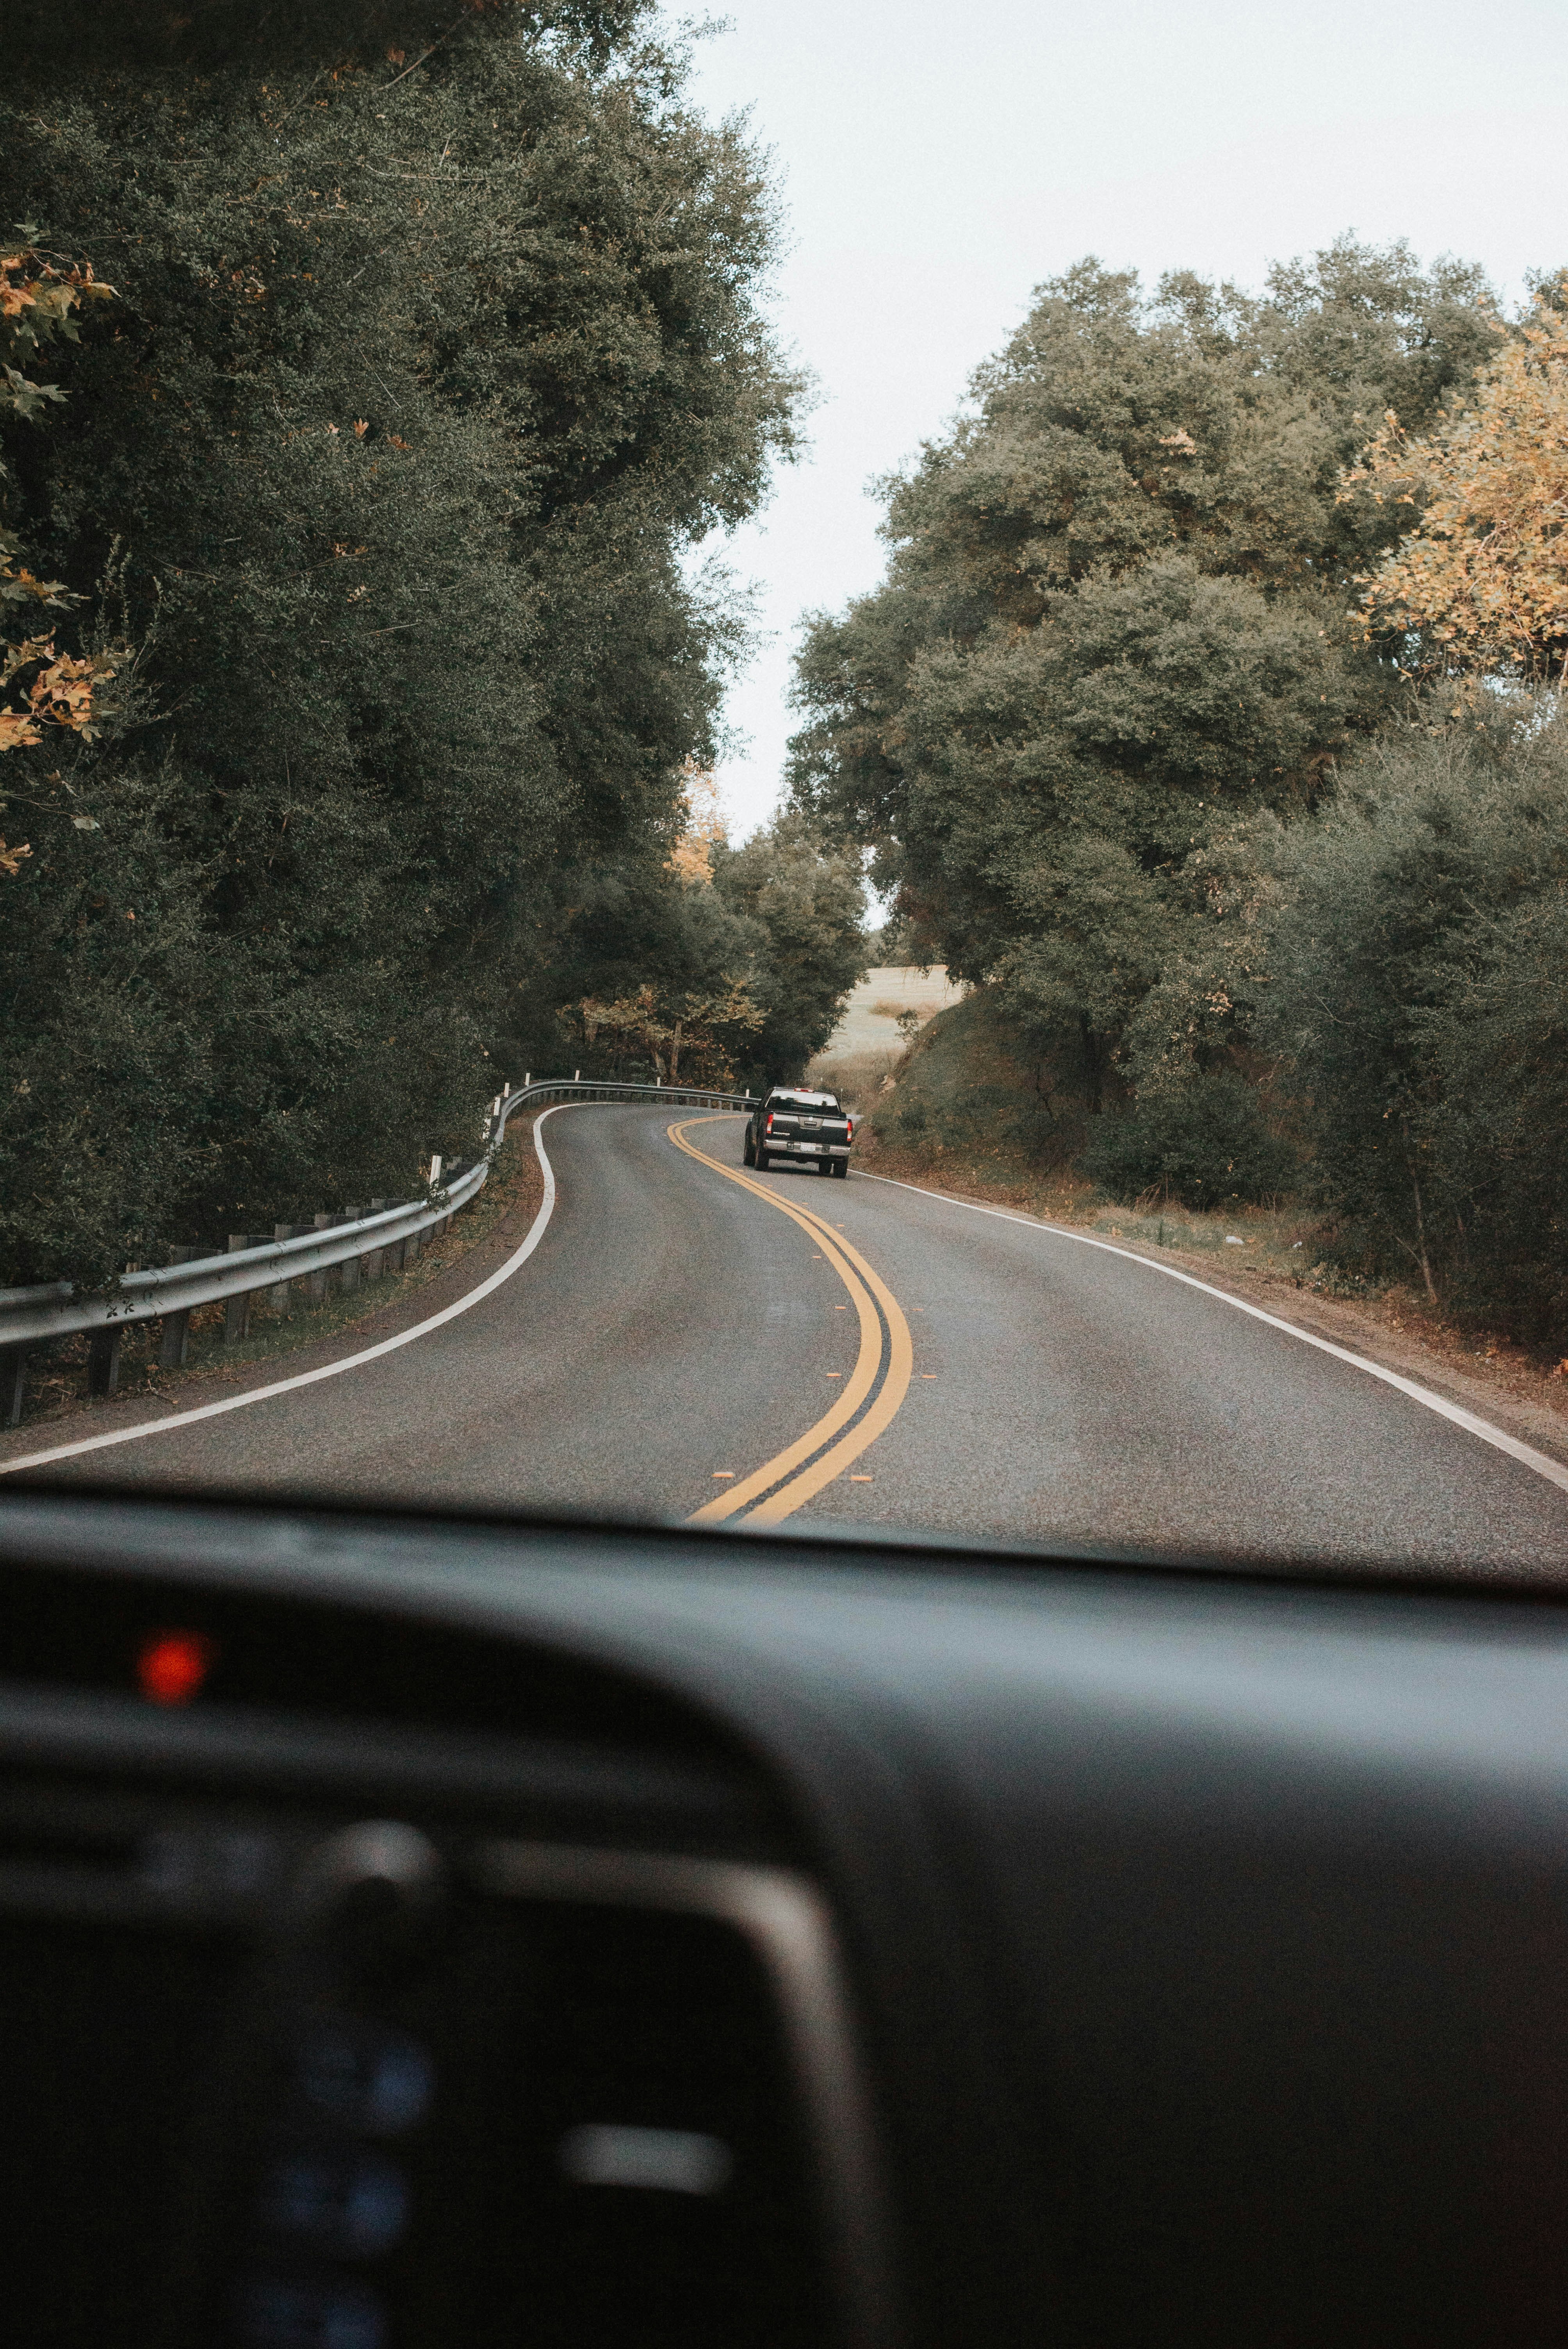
7, 1102, 1568, 1574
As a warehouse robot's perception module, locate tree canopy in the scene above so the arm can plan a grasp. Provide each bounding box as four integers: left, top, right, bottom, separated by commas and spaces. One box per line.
0, 2, 806, 1283
788, 242, 1501, 1098
1260, 695, 1568, 1336
1340, 281, 1568, 683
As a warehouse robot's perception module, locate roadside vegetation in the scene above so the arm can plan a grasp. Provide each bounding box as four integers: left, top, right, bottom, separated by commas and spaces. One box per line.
792, 247, 1568, 1356
5, 6, 1563, 1370
12, 1115, 540, 1429
0, 0, 861, 1296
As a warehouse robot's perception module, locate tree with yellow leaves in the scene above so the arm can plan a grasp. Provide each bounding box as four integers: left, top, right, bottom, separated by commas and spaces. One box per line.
1, 240, 118, 872
1341, 285, 1568, 681
578, 978, 764, 1086
666, 756, 728, 885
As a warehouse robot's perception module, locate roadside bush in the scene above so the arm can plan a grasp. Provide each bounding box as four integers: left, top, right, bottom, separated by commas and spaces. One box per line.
1082, 1070, 1295, 1211
1261, 692, 1568, 1340
0, 2, 802, 1283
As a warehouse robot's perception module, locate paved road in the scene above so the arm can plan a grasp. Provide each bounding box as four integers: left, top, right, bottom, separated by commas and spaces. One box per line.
11, 1103, 1568, 1572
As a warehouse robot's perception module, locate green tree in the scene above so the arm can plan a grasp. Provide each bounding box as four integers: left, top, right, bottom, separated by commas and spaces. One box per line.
789, 243, 1501, 1137
0, 1, 803, 1281
712, 812, 868, 1086
1260, 695, 1568, 1337
535, 807, 866, 1091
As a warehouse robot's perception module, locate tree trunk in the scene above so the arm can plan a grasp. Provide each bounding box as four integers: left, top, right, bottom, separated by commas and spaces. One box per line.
1403, 1128, 1439, 1305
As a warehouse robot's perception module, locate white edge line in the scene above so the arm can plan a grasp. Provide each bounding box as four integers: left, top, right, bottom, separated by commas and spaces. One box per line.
853, 1168, 1568, 1502
0, 1107, 571, 1478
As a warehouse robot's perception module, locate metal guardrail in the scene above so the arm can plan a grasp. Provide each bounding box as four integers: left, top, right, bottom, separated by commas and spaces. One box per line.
493, 1076, 757, 1143
0, 1077, 757, 1415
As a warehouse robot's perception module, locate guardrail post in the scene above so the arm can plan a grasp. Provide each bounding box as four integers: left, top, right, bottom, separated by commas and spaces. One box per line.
223, 1235, 261, 1341
157, 1246, 201, 1367
340, 1210, 362, 1292
308, 1214, 334, 1304
270, 1224, 301, 1318
366, 1202, 387, 1280
1, 1344, 26, 1428
87, 1328, 122, 1398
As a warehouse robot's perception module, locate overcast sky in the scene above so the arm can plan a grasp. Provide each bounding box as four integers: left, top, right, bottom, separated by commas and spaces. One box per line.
677, 0, 1567, 838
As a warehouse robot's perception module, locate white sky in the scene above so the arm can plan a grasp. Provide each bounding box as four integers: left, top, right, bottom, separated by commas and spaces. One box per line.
677, 0, 1568, 838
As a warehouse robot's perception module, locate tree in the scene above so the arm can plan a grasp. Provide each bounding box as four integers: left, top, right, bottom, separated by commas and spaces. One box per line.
559, 803, 866, 1090
0, 3, 804, 1282
789, 244, 1502, 1126
1340, 282, 1568, 683
1260, 694, 1568, 1336
1, 239, 119, 843
712, 811, 868, 1086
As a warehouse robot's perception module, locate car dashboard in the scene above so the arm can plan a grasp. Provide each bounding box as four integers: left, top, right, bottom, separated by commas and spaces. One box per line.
1, 1490, 1566, 2347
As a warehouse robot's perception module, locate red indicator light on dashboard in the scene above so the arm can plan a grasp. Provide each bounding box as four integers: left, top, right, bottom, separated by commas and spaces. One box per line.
137, 1629, 217, 1706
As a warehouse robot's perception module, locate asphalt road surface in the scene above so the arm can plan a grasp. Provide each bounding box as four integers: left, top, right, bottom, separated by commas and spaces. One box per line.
8, 1103, 1568, 1574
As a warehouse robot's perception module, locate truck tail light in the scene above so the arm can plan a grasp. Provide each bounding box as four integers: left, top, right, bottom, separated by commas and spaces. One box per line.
765, 1112, 774, 1134
846, 1117, 853, 1142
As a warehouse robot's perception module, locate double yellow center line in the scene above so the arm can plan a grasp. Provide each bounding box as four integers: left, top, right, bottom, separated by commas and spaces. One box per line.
669, 1119, 913, 1525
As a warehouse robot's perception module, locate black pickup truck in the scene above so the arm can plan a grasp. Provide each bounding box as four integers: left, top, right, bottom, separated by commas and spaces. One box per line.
743, 1087, 854, 1177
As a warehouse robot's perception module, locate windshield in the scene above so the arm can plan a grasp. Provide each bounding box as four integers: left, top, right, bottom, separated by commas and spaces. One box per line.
2, 0, 1565, 1582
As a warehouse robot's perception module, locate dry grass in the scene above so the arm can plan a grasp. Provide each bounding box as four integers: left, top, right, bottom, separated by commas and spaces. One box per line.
816, 965, 965, 1057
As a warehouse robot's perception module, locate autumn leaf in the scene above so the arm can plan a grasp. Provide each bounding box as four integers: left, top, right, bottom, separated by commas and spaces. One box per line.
353, 418, 369, 438
2, 638, 116, 749
0, 835, 33, 875
0, 706, 41, 753
666, 754, 727, 881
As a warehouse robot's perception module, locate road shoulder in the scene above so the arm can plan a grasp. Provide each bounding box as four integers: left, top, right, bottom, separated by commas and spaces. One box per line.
0, 1130, 546, 1461
854, 1139, 1568, 1477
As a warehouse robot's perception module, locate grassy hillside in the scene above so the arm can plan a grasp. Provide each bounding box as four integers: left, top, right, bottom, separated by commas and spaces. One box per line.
818, 986, 1115, 1165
